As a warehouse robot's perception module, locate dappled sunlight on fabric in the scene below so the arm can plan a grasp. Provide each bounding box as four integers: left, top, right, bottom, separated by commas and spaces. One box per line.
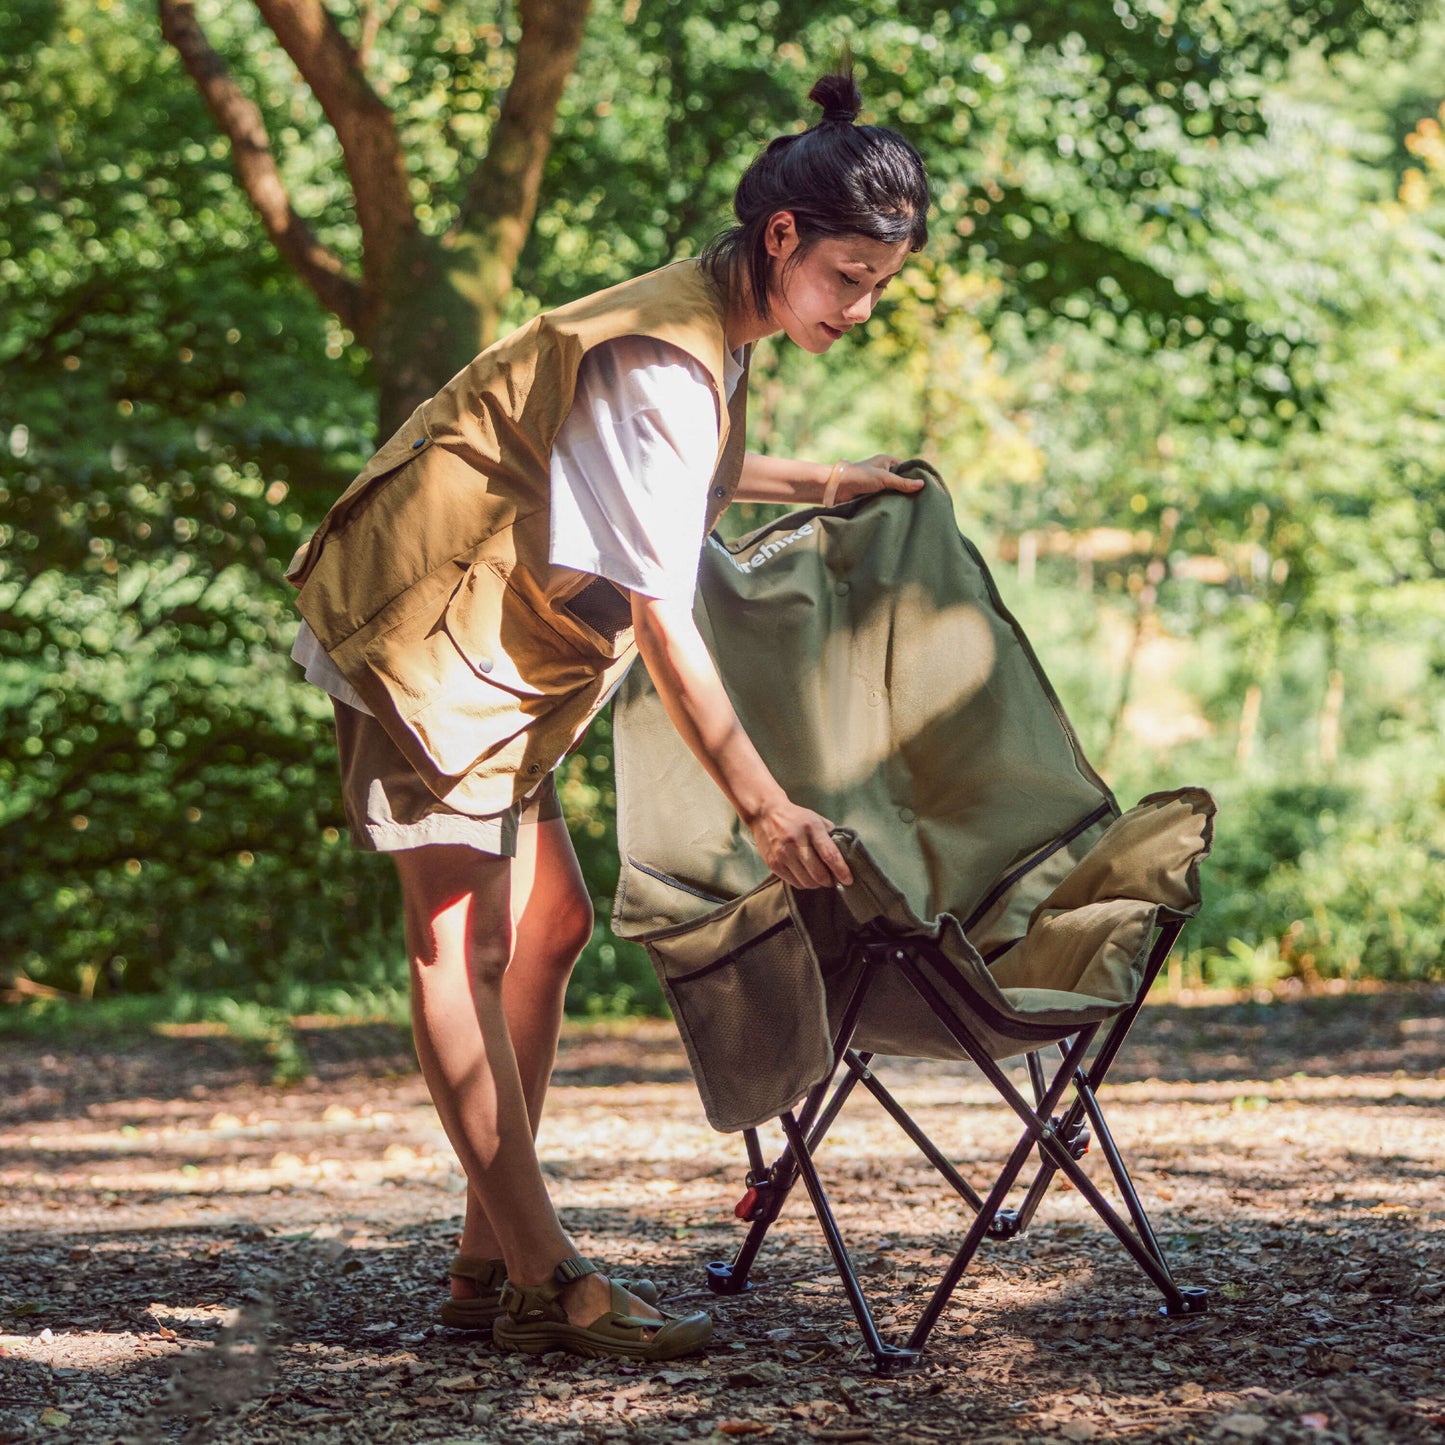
886, 593, 1000, 745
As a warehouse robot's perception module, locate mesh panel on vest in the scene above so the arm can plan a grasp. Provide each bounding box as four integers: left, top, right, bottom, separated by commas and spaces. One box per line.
563, 576, 635, 644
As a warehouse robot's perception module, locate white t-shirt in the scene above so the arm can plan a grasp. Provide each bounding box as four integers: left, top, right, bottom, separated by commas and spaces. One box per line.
292, 334, 742, 714
548, 334, 741, 601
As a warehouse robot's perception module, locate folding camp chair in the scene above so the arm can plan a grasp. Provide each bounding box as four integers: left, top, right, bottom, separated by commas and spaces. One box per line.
611, 464, 1215, 1372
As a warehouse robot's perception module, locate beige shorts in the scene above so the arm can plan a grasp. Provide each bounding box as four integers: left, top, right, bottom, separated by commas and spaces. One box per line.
332, 701, 561, 856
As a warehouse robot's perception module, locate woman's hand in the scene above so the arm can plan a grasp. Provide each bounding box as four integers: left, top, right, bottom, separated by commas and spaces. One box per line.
745, 795, 853, 890
828, 454, 925, 504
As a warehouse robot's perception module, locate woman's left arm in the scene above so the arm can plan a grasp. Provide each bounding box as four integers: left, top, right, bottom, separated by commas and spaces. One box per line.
735, 452, 924, 506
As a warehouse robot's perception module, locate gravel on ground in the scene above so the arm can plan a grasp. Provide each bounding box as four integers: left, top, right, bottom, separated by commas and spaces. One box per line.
1, 985, 1442, 1444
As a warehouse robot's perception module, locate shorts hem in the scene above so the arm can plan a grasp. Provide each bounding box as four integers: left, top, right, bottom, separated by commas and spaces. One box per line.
354, 812, 514, 857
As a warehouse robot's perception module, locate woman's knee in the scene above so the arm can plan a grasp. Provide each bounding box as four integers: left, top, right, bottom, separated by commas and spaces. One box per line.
406, 923, 511, 994
516, 887, 593, 985
461, 893, 522, 990
552, 887, 595, 967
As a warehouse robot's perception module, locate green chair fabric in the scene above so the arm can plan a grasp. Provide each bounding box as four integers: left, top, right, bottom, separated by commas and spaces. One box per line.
613, 465, 1214, 1133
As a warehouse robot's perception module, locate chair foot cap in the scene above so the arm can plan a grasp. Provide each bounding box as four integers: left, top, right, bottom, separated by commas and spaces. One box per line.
1160, 1287, 1210, 1317
705, 1261, 752, 1296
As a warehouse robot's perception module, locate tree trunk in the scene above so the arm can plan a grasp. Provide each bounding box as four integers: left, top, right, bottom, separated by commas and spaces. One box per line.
369, 230, 516, 438
160, 0, 593, 442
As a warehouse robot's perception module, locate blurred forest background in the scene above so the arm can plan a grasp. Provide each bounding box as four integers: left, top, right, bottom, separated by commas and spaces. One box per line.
3, 0, 1442, 1029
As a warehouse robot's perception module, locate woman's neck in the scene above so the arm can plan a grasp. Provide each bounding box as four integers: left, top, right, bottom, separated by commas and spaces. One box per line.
722, 264, 779, 352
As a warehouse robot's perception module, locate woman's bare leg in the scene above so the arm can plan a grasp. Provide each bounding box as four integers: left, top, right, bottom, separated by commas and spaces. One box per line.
450, 815, 592, 1270
395, 828, 658, 1329
396, 842, 574, 1272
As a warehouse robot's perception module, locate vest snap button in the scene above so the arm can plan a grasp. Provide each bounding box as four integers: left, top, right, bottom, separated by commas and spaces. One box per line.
713, 486, 726, 498
835, 581, 851, 596
477, 657, 493, 674
898, 806, 916, 824
411, 437, 426, 449
528, 764, 541, 774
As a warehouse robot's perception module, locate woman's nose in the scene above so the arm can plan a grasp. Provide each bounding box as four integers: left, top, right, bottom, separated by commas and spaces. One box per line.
842, 292, 875, 324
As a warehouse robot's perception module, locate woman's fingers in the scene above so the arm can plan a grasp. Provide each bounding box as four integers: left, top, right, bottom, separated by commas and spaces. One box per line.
844, 456, 923, 496
808, 823, 854, 887
764, 811, 853, 889
793, 838, 831, 889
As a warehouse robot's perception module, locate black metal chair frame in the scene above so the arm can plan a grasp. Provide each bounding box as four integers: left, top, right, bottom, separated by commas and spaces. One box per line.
703, 914, 1209, 1373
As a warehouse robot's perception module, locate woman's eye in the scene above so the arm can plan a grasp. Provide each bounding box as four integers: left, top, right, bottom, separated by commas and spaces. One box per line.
839, 273, 861, 287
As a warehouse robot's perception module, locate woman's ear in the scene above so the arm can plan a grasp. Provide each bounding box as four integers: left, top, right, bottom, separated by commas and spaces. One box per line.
763, 211, 800, 262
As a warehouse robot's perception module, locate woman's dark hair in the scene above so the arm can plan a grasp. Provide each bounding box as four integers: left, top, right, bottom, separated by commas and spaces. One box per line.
703, 62, 930, 318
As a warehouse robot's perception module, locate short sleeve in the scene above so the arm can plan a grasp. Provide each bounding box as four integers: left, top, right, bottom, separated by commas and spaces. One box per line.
548, 335, 721, 602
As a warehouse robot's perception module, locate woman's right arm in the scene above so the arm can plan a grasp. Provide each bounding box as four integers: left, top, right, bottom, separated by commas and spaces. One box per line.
630, 590, 853, 891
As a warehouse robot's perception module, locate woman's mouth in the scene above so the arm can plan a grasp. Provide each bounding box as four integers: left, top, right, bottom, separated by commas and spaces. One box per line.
820, 322, 849, 340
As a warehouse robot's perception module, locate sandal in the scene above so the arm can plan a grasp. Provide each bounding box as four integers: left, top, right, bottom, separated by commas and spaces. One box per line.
439, 1255, 509, 1331
491, 1256, 712, 1360
438, 1254, 662, 1333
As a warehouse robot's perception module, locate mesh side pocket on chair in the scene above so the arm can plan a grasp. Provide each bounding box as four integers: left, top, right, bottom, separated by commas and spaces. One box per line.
647, 880, 833, 1133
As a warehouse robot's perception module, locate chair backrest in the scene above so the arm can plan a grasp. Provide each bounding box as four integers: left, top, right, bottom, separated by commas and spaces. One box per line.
614, 465, 1115, 950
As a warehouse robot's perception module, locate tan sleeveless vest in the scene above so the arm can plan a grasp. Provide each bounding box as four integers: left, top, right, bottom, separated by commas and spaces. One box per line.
288, 259, 750, 813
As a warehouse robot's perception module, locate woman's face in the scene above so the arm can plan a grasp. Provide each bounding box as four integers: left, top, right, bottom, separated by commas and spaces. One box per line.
764, 212, 912, 354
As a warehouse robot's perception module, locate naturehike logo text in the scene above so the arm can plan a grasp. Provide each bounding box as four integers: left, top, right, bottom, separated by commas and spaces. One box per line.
724, 522, 815, 574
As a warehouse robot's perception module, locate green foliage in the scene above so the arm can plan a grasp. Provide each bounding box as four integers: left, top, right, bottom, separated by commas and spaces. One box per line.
1012, 576, 1445, 988
1192, 779, 1445, 984
2, 0, 1441, 1009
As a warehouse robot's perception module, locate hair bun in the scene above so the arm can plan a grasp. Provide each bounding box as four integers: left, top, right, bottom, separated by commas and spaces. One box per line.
808, 71, 862, 126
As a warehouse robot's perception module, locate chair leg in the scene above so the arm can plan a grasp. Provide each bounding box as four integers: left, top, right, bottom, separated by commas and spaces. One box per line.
1008, 920, 1208, 1312
1071, 1077, 1179, 1285
906, 1028, 1095, 1351
984, 1058, 1202, 1313
1008, 1042, 1095, 1234
846, 1053, 986, 1212
778, 1111, 921, 1374
709, 1062, 870, 1295
898, 953, 1206, 1320
709, 949, 881, 1297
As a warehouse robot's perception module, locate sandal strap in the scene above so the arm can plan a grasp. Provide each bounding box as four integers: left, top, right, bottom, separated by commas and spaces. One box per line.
605, 1279, 661, 1329
498, 1256, 601, 1323
448, 1254, 506, 1287
553, 1256, 600, 1285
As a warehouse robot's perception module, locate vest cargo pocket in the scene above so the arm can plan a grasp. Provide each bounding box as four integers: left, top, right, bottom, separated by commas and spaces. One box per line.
442, 559, 597, 699
646, 879, 833, 1133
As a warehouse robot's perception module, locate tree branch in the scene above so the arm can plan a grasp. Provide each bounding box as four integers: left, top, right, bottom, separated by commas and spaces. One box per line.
157, 0, 362, 329
356, 0, 399, 67
455, 0, 592, 266
251, 0, 414, 287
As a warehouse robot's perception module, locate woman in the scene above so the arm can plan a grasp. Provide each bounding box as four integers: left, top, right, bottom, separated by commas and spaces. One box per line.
288, 66, 930, 1360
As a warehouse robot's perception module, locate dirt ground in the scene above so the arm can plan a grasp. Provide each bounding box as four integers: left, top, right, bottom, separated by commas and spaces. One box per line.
1, 986, 1442, 1445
